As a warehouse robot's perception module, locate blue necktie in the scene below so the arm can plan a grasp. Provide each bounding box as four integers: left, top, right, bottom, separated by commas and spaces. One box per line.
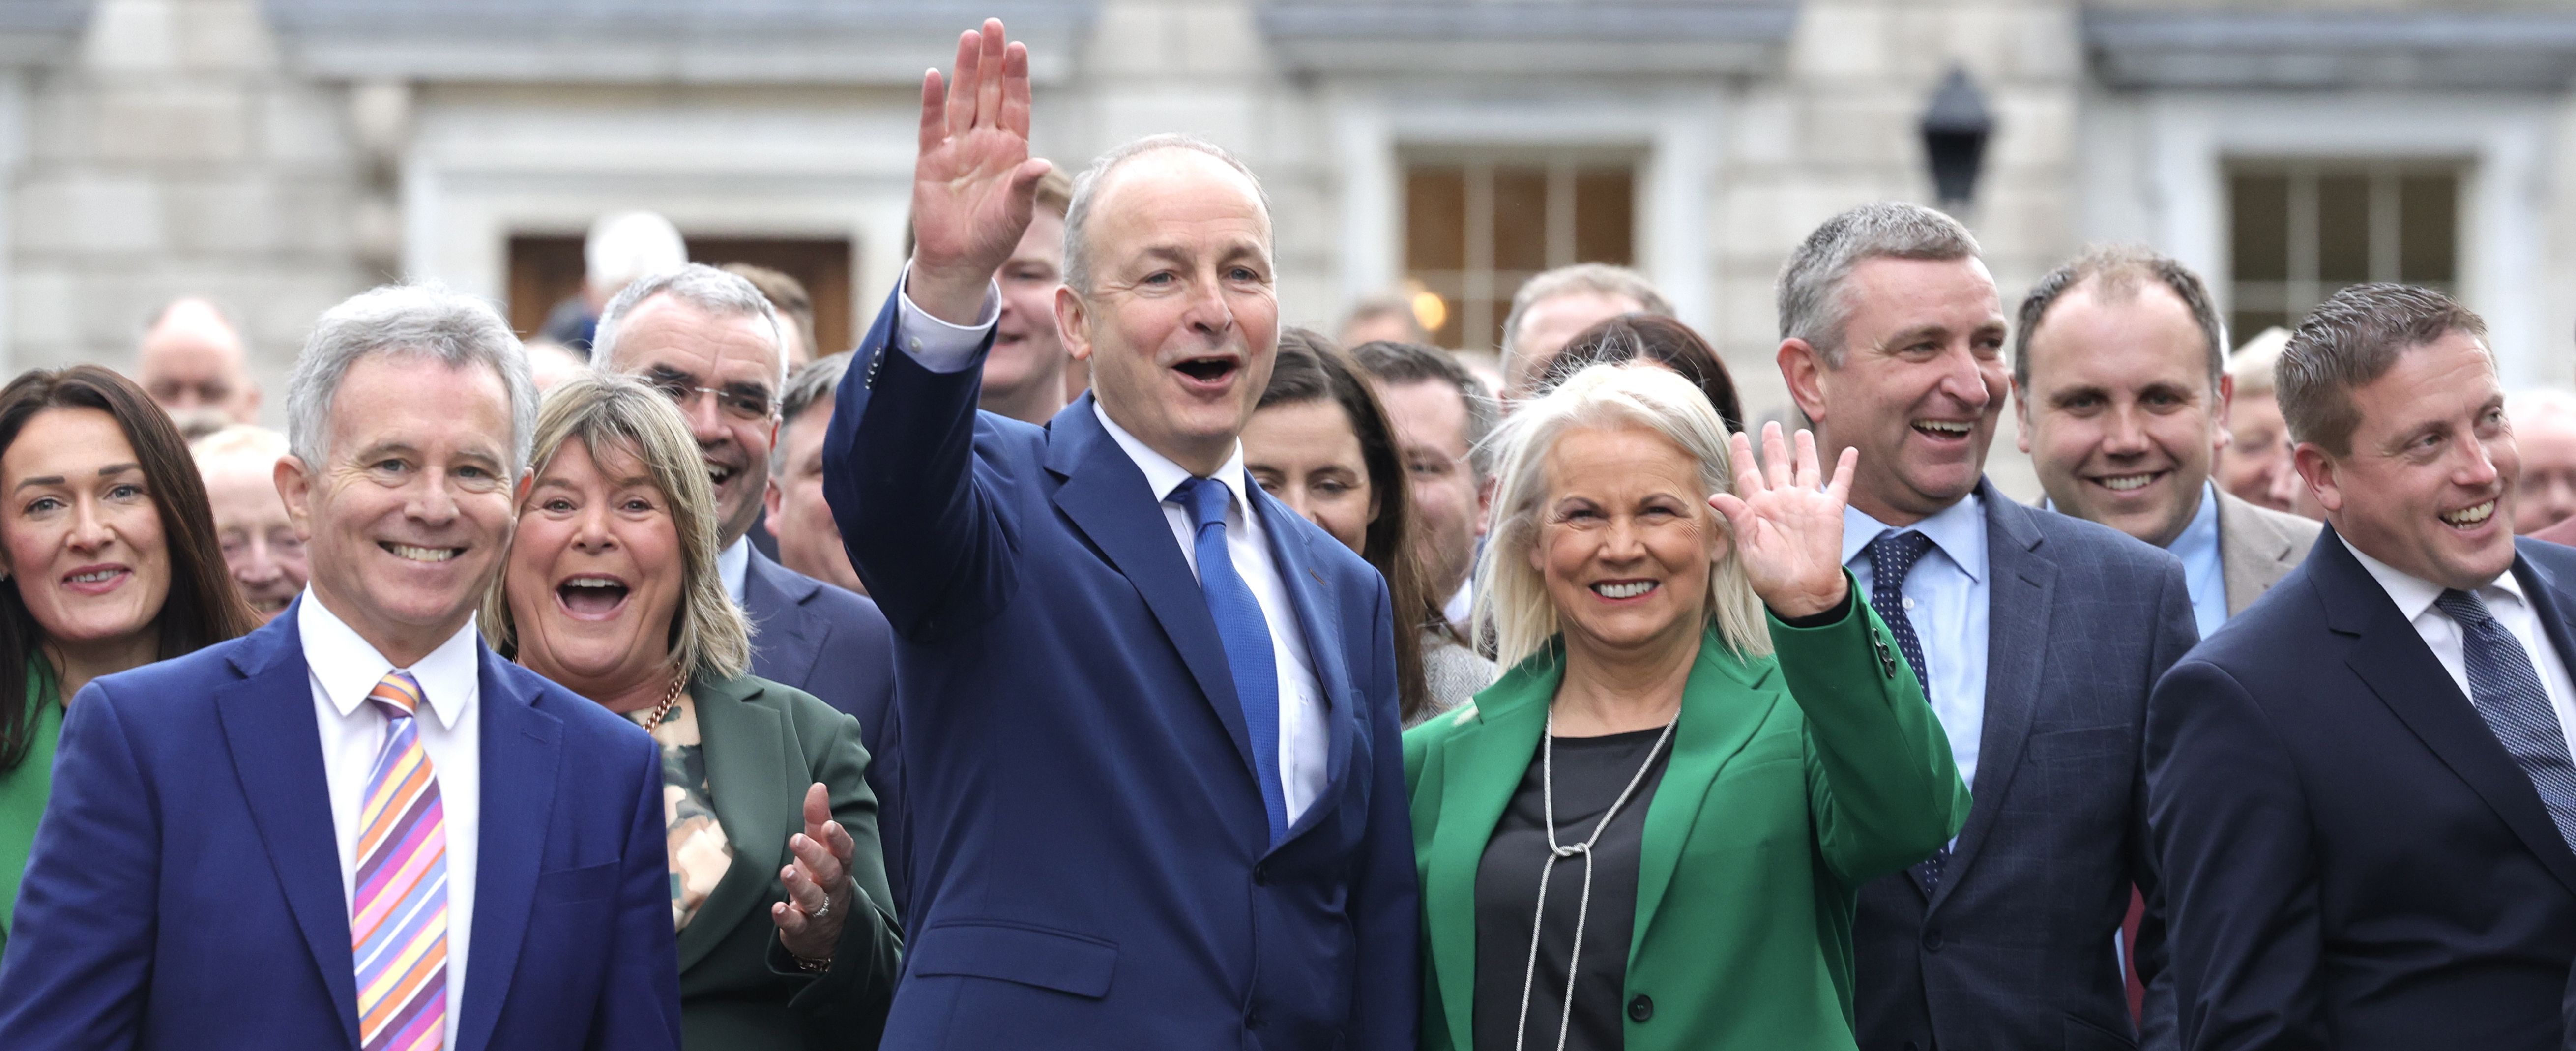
1868, 529, 1950, 895
2435, 588, 2576, 853
1172, 477, 1289, 846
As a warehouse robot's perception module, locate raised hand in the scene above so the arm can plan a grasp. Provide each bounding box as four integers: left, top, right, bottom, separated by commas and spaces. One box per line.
1708, 421, 1857, 620
772, 781, 858, 964
909, 19, 1054, 325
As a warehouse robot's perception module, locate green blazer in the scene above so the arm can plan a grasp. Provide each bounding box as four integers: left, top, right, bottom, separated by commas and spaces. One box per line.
0, 667, 60, 961
1404, 598, 1970, 1051
678, 671, 902, 1051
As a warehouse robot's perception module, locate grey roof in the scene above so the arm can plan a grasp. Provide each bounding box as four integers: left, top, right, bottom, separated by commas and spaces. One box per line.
2087, 6, 2576, 90
1258, 0, 1796, 77
263, 0, 1098, 84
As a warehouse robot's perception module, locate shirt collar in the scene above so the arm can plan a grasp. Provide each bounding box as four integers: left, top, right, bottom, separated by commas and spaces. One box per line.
295, 587, 481, 730
1094, 401, 1255, 524
719, 535, 752, 605
2165, 481, 2224, 562
2343, 533, 2527, 622
1841, 488, 1987, 583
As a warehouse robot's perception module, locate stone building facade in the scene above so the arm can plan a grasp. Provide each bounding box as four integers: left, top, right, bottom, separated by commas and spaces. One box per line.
3, 0, 2574, 495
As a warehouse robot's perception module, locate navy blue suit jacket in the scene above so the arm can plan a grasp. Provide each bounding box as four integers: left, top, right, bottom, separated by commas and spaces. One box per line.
741, 547, 907, 914
1855, 481, 2199, 1051
821, 288, 1418, 1049
2149, 529, 2576, 1051
0, 601, 682, 1051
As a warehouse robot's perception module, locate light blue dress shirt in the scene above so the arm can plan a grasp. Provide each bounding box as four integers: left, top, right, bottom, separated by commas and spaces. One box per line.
2163, 483, 2228, 640
1844, 492, 1990, 787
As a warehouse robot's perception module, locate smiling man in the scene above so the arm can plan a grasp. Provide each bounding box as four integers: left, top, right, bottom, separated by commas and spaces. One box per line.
0, 285, 680, 1049
1775, 203, 2199, 1051
2148, 284, 2576, 1050
823, 21, 1414, 1049
2015, 246, 2319, 639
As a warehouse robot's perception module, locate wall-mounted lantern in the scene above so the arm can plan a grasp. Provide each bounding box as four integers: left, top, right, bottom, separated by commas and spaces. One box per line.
1920, 66, 1994, 209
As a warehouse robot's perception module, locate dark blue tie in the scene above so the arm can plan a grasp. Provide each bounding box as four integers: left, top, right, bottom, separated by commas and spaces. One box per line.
2434, 588, 2576, 853
1868, 529, 1949, 895
1172, 477, 1289, 847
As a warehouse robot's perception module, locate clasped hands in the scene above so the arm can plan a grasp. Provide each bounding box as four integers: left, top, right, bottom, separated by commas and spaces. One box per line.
1707, 422, 1857, 621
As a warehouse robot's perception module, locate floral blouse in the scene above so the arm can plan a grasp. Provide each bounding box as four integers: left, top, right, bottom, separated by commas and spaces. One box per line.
630, 697, 733, 931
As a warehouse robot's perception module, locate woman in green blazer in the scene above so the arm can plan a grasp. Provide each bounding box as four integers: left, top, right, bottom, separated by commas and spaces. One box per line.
1405, 365, 1968, 1051
0, 367, 256, 959
490, 374, 900, 1049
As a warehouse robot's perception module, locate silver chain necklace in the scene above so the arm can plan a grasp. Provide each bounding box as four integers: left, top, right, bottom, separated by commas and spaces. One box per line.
1512, 712, 1679, 1051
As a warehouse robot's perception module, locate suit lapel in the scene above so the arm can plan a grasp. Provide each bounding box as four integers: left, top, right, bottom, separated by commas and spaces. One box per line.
1632, 629, 1777, 951
743, 554, 825, 688
1045, 399, 1259, 778
1424, 654, 1552, 1048
1257, 482, 1359, 847
676, 674, 796, 974
458, 649, 564, 1051
211, 606, 363, 1049
2322, 530, 2576, 897
1938, 485, 2052, 909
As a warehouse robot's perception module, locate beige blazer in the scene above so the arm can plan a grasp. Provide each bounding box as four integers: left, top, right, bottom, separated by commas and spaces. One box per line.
2216, 489, 2322, 615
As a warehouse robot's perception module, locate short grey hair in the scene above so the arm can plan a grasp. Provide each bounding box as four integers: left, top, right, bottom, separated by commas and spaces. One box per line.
1499, 263, 1671, 368
2014, 244, 2227, 390
1476, 363, 1769, 670
2278, 283, 2490, 457
286, 284, 536, 475
593, 263, 788, 388
1778, 202, 1982, 366
1062, 133, 1271, 297
773, 351, 852, 473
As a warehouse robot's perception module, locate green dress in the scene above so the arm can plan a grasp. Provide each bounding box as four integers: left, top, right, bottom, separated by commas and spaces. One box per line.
0, 669, 62, 960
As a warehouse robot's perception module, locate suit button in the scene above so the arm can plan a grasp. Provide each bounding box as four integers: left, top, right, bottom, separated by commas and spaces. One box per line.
1246, 1010, 1264, 1030
1253, 864, 1270, 886
1921, 928, 1944, 952
1626, 994, 1653, 1022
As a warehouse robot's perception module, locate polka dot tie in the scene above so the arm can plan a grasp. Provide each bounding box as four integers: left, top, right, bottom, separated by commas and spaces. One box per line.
2435, 588, 2576, 853
1867, 529, 1948, 896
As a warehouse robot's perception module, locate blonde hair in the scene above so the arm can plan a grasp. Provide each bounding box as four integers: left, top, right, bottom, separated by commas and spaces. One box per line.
482, 373, 752, 682
2230, 326, 2291, 398
1475, 363, 1769, 670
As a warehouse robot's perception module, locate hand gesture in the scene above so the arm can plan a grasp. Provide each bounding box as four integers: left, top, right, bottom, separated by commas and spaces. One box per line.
909, 19, 1054, 325
1708, 421, 1856, 620
773, 782, 858, 964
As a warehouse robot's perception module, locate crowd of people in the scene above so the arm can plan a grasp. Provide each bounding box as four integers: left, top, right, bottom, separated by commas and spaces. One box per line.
2, 16, 2576, 1051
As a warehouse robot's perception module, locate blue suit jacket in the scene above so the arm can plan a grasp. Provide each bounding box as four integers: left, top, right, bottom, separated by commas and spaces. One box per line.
821, 288, 1418, 1050
0, 601, 682, 1051
1854, 481, 2200, 1051
2150, 530, 2576, 1051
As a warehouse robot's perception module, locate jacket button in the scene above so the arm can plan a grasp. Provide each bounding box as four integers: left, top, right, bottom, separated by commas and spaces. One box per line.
1626, 994, 1653, 1022
1246, 1010, 1264, 1030
1921, 928, 1944, 952
1253, 864, 1270, 886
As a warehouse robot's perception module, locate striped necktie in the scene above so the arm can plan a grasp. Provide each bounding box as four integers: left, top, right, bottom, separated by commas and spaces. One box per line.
353, 670, 449, 1051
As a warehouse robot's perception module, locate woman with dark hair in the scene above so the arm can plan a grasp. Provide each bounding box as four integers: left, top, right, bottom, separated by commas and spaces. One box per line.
1243, 328, 1492, 725
0, 365, 257, 958
1540, 313, 1746, 433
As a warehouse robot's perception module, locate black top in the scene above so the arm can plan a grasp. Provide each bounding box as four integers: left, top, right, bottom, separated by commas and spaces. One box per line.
1473, 726, 1674, 1051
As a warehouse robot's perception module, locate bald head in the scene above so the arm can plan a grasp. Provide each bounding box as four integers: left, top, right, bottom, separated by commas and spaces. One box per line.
1061, 135, 1272, 298
138, 297, 258, 438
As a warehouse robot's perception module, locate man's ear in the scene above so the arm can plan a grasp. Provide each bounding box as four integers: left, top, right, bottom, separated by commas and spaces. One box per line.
1778, 339, 1830, 429
275, 454, 316, 541
2012, 376, 2034, 455
764, 477, 785, 534
1475, 474, 1495, 538
1056, 285, 1091, 363
2212, 373, 2236, 453
2294, 442, 2342, 515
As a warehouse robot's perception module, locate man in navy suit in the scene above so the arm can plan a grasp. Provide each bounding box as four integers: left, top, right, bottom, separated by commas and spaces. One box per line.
2150, 284, 2576, 1050
1773, 202, 2199, 1051
821, 21, 1415, 1049
0, 285, 679, 1049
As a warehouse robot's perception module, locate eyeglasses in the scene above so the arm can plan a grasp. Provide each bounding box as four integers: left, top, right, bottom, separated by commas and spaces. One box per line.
644, 376, 776, 422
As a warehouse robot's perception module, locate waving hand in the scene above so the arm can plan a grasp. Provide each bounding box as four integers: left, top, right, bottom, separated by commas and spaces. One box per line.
909, 19, 1054, 325
1708, 421, 1857, 620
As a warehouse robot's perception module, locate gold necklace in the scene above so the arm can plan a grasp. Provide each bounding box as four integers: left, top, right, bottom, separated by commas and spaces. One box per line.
639, 669, 689, 731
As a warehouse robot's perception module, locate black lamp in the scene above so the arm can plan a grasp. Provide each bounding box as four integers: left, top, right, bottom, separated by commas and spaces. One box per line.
1920, 66, 1994, 209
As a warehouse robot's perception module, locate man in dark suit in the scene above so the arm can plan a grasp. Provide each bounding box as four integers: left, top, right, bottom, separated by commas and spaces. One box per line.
1774, 202, 2199, 1051
2150, 283, 2576, 1050
821, 21, 1414, 1048
0, 286, 679, 1049
592, 264, 898, 749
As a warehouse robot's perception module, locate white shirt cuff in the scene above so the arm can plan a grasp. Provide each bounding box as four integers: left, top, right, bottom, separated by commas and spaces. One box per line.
896, 262, 1002, 374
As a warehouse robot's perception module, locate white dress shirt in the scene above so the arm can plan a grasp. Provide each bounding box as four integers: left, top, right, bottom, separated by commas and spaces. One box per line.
719, 534, 752, 605
1842, 492, 1991, 787
301, 590, 483, 1051
891, 267, 1329, 824
2346, 541, 2576, 760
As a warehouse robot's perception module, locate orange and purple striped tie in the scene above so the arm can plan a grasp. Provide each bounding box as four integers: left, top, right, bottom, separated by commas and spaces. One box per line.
352, 670, 448, 1051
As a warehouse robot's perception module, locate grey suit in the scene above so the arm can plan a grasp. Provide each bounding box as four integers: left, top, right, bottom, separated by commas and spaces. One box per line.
1856, 479, 2201, 1051
2215, 490, 2319, 617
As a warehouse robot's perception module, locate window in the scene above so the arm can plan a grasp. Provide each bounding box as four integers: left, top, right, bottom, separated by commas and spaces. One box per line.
505, 235, 856, 356
1404, 156, 1635, 351
2226, 161, 2460, 341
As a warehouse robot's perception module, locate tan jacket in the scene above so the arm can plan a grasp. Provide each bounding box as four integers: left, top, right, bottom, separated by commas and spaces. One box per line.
2216, 489, 2322, 615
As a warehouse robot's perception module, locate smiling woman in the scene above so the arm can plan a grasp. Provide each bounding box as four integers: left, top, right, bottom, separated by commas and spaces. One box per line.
0, 365, 255, 961
485, 373, 902, 1050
